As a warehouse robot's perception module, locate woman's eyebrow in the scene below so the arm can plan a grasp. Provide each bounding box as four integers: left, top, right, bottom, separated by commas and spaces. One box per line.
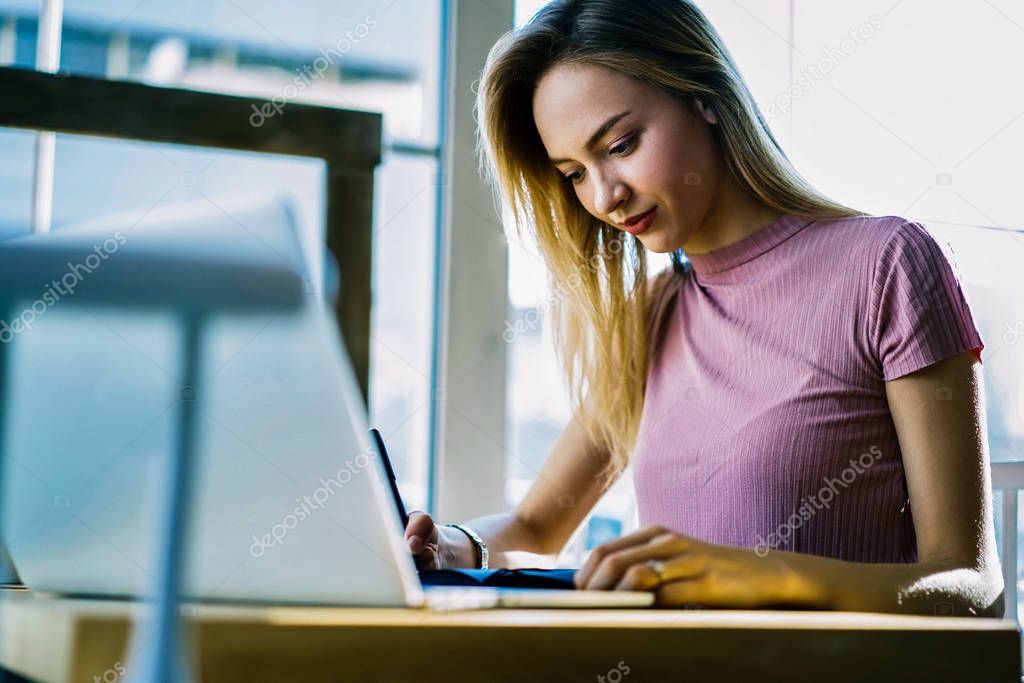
549, 109, 632, 164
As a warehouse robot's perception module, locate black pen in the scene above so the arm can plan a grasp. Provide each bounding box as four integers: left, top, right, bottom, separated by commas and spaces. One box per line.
369, 428, 410, 529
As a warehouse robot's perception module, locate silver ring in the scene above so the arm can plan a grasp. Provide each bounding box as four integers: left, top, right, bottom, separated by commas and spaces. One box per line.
646, 558, 668, 583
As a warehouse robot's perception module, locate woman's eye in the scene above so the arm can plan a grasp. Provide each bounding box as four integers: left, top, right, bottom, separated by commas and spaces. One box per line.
610, 135, 636, 156
563, 135, 636, 185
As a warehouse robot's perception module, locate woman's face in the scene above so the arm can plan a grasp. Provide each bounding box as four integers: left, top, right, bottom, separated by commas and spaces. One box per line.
532, 62, 720, 254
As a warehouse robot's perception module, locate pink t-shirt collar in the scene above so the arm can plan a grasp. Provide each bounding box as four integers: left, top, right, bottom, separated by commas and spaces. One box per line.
684, 213, 815, 278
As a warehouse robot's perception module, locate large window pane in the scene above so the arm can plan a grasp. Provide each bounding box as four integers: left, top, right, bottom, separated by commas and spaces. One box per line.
0, 0, 442, 527
370, 150, 438, 512
0, 129, 34, 240
788, 0, 1024, 227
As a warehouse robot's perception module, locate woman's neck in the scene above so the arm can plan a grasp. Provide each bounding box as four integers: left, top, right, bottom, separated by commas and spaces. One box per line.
685, 175, 783, 255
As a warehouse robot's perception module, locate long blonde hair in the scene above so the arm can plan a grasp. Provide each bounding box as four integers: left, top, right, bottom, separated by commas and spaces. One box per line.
476, 0, 863, 484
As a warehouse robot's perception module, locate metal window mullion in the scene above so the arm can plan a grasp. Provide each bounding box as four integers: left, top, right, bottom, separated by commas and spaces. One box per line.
31, 0, 63, 235
1002, 489, 1018, 622
988, 463, 1024, 620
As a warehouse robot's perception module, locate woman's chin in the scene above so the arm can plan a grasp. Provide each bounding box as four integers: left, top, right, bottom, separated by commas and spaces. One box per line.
637, 232, 681, 255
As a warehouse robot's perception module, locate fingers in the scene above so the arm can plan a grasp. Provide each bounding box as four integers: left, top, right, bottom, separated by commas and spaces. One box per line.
579, 534, 696, 591
405, 511, 436, 554
574, 525, 682, 588
407, 534, 427, 554
405, 512, 446, 570
412, 543, 439, 571
654, 574, 763, 609
612, 552, 706, 592
405, 511, 433, 539
653, 576, 710, 608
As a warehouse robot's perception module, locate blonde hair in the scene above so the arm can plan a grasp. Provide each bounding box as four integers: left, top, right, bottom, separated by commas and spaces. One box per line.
475, 0, 864, 484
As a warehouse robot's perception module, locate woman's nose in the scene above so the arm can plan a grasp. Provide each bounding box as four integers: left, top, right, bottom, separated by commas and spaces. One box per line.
593, 173, 629, 217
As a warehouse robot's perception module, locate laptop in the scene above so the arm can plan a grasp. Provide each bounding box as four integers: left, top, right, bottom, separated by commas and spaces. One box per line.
0, 197, 653, 610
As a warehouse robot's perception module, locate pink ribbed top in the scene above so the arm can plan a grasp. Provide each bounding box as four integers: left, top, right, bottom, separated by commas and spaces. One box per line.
632, 214, 984, 563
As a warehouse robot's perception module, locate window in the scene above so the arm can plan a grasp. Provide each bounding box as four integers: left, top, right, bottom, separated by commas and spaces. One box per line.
0, 0, 443, 513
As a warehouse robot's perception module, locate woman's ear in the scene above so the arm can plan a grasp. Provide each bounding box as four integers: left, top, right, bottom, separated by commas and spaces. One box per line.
693, 97, 717, 125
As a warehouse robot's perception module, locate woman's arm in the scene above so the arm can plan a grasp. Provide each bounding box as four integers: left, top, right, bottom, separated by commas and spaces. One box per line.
442, 412, 619, 568
441, 274, 666, 569
575, 350, 1004, 617
782, 349, 1003, 616
695, 349, 1004, 616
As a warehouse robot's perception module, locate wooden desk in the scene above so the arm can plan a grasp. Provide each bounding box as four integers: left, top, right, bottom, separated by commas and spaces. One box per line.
0, 588, 1019, 682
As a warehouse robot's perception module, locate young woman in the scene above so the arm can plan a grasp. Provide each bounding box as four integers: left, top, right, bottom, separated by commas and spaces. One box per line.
404, 0, 1003, 616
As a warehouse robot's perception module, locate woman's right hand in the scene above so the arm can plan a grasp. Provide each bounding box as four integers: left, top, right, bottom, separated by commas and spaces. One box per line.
404, 511, 447, 570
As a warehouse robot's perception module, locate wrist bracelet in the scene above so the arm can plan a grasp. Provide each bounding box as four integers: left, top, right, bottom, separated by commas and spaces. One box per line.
445, 523, 489, 569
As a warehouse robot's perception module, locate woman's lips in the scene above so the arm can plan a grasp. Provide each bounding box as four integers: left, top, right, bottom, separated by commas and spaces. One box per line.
622, 207, 657, 236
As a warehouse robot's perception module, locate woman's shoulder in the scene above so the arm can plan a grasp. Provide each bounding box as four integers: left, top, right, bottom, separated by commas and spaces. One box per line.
804, 214, 969, 318
808, 212, 938, 245
804, 213, 950, 270
805, 212, 914, 240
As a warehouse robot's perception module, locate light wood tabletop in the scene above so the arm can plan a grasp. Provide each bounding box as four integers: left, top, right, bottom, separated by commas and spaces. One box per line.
0, 587, 1019, 682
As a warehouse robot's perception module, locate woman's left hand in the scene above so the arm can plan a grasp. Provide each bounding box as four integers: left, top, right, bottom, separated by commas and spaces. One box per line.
573, 525, 828, 609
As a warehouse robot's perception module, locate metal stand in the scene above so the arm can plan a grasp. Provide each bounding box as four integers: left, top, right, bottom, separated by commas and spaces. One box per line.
127, 315, 203, 683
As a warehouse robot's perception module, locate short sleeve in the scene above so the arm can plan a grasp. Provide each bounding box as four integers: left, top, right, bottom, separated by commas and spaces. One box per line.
869, 220, 984, 381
